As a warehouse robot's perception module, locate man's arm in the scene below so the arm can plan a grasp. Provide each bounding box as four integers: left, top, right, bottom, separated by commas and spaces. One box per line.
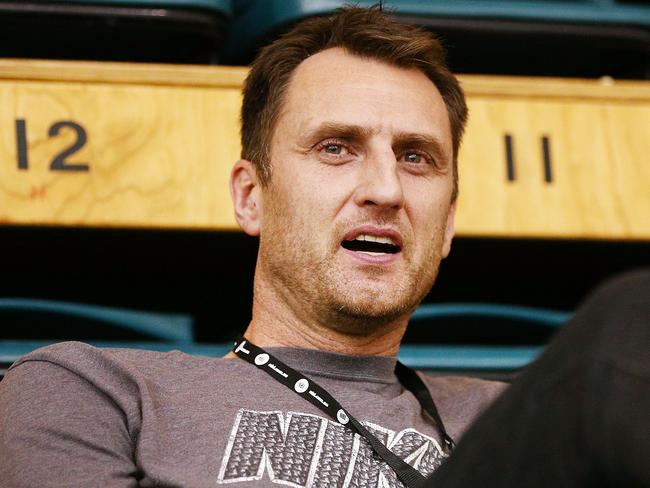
428, 269, 650, 487
0, 358, 138, 488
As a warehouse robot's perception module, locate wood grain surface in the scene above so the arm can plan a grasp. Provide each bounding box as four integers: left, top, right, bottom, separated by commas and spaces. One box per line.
1, 59, 648, 239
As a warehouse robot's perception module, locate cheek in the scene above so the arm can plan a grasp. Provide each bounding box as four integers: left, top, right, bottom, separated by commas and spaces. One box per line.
294, 169, 349, 214
411, 199, 451, 247
267, 179, 320, 236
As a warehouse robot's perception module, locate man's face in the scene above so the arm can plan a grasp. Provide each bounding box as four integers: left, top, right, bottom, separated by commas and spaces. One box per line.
257, 48, 456, 331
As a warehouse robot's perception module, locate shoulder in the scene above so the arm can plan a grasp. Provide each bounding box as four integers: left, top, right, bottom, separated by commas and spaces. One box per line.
1, 342, 241, 425
9, 341, 185, 383
421, 374, 508, 407
10, 340, 223, 374
4, 342, 233, 402
420, 373, 508, 439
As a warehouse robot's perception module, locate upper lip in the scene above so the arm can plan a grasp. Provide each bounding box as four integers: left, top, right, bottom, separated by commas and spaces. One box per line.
341, 225, 404, 250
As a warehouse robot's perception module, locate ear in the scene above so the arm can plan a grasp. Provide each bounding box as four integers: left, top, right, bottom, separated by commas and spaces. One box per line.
441, 200, 456, 259
230, 159, 261, 236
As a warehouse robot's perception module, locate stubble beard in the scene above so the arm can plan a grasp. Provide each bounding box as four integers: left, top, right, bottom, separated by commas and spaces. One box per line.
259, 180, 447, 335
260, 227, 443, 336
322, 243, 443, 333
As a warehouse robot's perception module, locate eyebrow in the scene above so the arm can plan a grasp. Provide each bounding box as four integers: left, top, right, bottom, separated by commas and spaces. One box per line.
303, 122, 449, 166
303, 122, 375, 145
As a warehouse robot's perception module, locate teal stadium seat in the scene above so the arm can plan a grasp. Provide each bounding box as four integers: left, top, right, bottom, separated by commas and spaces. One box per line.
400, 303, 570, 377
0, 298, 197, 376
221, 0, 650, 78
0, 297, 194, 342
0, 0, 232, 63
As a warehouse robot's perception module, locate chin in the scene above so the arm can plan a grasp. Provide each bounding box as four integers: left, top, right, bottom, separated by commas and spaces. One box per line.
320, 263, 440, 331
329, 289, 416, 327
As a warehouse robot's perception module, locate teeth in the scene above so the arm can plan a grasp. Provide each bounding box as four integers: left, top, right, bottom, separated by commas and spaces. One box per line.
354, 234, 396, 246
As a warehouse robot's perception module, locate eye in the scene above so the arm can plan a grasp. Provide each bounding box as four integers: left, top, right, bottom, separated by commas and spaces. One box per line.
404, 152, 423, 164
315, 139, 355, 164
400, 151, 432, 166
324, 143, 345, 155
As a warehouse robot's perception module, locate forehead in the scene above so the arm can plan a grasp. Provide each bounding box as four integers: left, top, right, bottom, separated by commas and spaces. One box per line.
273, 47, 452, 155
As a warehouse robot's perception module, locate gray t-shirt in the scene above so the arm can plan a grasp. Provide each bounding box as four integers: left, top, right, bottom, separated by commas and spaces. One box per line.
0, 342, 506, 488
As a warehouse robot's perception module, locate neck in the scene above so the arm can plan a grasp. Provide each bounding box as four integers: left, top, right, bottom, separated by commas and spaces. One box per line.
241, 269, 409, 357
242, 317, 405, 357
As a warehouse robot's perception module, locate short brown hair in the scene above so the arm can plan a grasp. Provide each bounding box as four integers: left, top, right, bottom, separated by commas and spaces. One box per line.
241, 5, 468, 199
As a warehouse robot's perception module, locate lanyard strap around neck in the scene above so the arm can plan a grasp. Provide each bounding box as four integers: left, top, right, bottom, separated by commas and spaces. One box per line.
232, 337, 454, 488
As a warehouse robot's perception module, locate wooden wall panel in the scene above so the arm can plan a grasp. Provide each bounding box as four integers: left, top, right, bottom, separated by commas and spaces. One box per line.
456, 98, 650, 238
0, 73, 243, 229
1, 60, 648, 239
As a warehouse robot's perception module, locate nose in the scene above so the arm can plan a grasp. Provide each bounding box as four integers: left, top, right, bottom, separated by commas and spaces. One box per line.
353, 149, 405, 211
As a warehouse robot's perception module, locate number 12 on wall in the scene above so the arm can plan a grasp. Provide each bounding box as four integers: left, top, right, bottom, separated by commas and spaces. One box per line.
15, 119, 90, 172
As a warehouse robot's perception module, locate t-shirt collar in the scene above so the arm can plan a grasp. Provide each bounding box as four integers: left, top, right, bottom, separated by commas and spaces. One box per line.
265, 346, 398, 384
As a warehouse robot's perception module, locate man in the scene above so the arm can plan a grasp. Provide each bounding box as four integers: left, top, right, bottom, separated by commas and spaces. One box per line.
2, 6, 648, 488
0, 6, 504, 487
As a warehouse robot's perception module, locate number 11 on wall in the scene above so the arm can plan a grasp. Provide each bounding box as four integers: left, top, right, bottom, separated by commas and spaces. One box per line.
14, 119, 90, 172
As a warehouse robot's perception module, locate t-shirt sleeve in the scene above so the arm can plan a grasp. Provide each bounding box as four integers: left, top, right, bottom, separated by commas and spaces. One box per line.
0, 356, 139, 488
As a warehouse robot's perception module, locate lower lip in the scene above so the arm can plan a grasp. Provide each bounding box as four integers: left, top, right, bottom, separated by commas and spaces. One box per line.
340, 246, 401, 265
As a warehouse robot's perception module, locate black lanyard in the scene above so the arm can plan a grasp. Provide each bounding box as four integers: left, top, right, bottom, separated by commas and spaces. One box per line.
232, 336, 455, 488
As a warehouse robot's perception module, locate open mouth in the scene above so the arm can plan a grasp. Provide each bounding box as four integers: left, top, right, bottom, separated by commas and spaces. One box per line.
341, 234, 401, 255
